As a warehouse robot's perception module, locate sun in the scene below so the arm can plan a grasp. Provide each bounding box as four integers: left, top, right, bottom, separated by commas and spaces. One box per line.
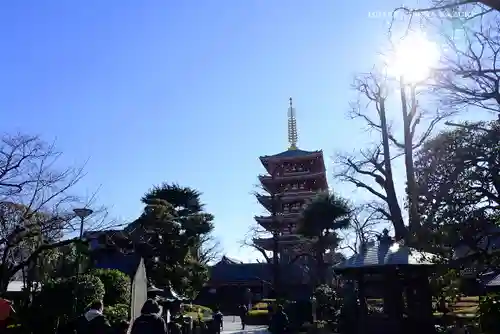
385, 31, 440, 84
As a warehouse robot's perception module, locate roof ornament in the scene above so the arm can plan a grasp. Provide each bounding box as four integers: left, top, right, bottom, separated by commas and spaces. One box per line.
287, 97, 298, 150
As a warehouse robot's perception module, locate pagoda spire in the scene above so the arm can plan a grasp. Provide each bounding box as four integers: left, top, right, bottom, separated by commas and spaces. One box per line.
287, 97, 298, 150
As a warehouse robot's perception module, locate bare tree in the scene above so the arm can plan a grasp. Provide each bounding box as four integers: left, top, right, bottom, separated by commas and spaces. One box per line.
432, 13, 500, 116
393, 1, 498, 20
196, 233, 223, 265
0, 133, 109, 292
340, 204, 386, 254
241, 224, 272, 263
335, 70, 453, 244
390, 0, 500, 117
241, 223, 315, 264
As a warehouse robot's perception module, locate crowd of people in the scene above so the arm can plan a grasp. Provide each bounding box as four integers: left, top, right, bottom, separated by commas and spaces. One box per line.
64, 299, 181, 334
0, 296, 292, 334
210, 302, 289, 334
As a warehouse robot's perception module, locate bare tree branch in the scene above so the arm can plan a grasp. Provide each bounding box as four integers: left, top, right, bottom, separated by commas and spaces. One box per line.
241, 224, 272, 263
196, 234, 223, 265
0, 133, 112, 292
392, 1, 496, 25
340, 204, 387, 254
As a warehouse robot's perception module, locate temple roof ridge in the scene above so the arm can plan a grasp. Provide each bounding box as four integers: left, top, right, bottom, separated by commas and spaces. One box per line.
260, 148, 322, 160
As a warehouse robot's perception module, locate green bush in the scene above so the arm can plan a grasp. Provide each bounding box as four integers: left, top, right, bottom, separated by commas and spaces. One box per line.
30, 274, 105, 333
314, 284, 339, 321
181, 304, 212, 313
41, 274, 105, 316
181, 304, 213, 321
104, 303, 129, 326
252, 302, 270, 310
246, 310, 269, 325
479, 293, 500, 334
314, 285, 337, 306
89, 268, 131, 305
303, 320, 332, 334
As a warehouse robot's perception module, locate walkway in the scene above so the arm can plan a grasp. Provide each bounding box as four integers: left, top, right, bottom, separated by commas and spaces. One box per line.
222, 316, 268, 333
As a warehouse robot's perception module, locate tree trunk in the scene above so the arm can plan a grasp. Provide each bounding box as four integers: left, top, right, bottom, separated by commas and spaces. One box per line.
400, 81, 420, 234
316, 237, 326, 286
379, 98, 408, 240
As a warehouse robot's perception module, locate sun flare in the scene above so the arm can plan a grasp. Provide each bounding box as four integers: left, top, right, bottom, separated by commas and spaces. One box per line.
385, 31, 440, 84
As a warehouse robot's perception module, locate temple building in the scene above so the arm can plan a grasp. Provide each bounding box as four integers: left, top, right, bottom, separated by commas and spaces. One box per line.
253, 98, 329, 263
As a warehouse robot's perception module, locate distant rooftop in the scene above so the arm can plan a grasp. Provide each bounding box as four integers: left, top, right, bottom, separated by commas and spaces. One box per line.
219, 256, 243, 264
209, 257, 308, 285
94, 251, 142, 277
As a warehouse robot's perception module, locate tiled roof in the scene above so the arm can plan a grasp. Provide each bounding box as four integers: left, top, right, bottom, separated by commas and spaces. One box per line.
262, 149, 320, 159
453, 226, 500, 259
209, 262, 307, 284
94, 251, 142, 277
219, 256, 242, 264
335, 242, 435, 270
483, 273, 500, 287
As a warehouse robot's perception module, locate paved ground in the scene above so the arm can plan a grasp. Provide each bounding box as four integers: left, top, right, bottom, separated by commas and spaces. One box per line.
222, 316, 268, 333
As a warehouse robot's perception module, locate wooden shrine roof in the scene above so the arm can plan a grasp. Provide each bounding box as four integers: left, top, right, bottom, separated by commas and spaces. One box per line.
335, 241, 436, 272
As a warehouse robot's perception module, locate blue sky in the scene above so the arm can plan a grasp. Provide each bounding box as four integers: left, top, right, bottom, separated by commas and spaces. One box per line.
1, 0, 433, 262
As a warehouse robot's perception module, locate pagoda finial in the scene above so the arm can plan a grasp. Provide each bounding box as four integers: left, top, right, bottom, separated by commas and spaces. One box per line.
287, 97, 298, 150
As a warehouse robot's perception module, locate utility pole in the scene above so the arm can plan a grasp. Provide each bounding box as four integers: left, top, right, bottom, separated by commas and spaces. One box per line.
73, 208, 93, 278
73, 207, 93, 313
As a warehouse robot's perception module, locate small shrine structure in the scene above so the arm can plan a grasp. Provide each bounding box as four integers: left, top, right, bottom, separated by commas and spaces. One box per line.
334, 229, 437, 334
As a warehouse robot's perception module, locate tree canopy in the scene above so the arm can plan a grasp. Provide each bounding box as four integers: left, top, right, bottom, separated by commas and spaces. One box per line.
298, 191, 352, 285
128, 183, 216, 297
414, 120, 500, 257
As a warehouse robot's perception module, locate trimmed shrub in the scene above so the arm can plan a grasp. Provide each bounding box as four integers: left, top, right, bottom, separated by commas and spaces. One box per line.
30, 274, 105, 333
246, 309, 269, 325
104, 303, 129, 327
181, 304, 213, 321
314, 284, 339, 321
479, 293, 500, 334
304, 320, 332, 334
252, 302, 269, 310
40, 274, 105, 316
89, 268, 131, 305
181, 304, 212, 314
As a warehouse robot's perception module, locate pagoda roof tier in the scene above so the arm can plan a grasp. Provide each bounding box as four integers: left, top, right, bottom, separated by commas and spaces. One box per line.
253, 235, 311, 250
259, 172, 328, 194
255, 214, 300, 226
257, 221, 299, 233
259, 171, 326, 184
256, 191, 317, 211
259, 150, 325, 174
260, 149, 322, 161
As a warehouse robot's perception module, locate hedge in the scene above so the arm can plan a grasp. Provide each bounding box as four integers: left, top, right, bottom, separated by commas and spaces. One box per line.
181, 304, 213, 321
103, 303, 130, 326
247, 310, 269, 326
39, 274, 105, 316
30, 274, 105, 333
89, 268, 131, 305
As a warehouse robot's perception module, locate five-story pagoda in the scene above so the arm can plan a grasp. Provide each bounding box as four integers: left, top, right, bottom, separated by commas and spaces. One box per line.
254, 98, 328, 263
